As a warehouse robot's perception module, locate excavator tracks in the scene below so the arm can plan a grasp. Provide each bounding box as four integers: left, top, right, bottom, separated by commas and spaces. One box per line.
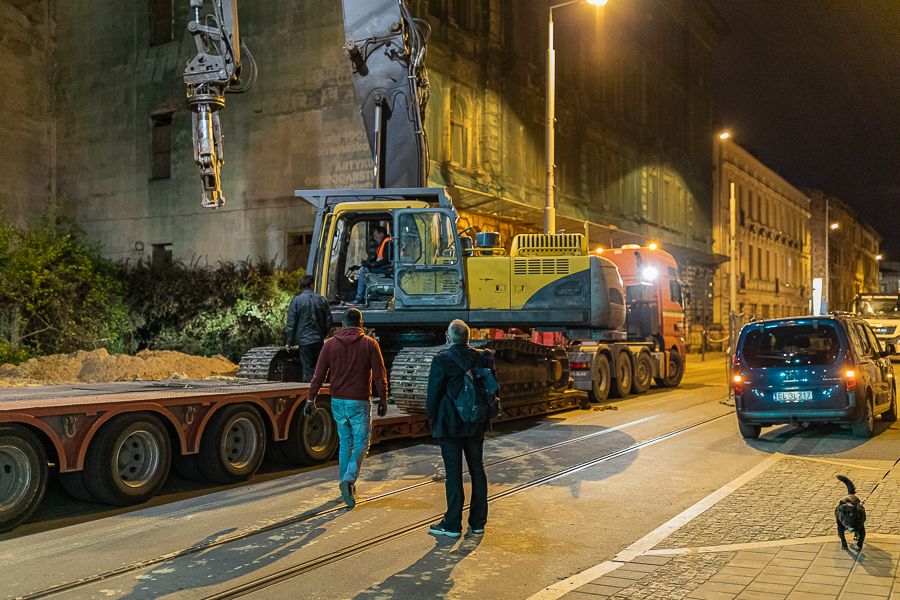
390, 340, 571, 414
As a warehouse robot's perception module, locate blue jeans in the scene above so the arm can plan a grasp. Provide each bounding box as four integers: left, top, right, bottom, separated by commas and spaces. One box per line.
331, 398, 373, 485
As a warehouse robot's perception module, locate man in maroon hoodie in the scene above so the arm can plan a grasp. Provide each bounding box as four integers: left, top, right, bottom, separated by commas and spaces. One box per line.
307, 308, 388, 508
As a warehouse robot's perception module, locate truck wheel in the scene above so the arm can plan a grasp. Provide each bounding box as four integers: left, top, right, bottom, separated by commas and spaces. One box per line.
281, 399, 338, 466
882, 384, 897, 422
173, 453, 205, 481
81, 413, 171, 506
852, 394, 875, 439
60, 470, 98, 503
657, 350, 684, 388
631, 352, 653, 395
737, 420, 761, 439
610, 353, 632, 398
0, 425, 49, 533
588, 355, 611, 403
264, 436, 290, 465
197, 404, 266, 483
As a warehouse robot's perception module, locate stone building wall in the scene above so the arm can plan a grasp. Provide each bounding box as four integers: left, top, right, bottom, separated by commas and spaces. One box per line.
712, 139, 811, 330
808, 190, 881, 312
3, 0, 727, 287
0, 0, 55, 226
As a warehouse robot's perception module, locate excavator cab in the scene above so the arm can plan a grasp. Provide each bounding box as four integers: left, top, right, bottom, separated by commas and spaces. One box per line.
299, 188, 466, 310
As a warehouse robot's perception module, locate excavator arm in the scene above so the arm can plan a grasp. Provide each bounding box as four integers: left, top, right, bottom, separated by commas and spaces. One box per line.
183, 0, 427, 206
183, 0, 256, 208
341, 0, 430, 188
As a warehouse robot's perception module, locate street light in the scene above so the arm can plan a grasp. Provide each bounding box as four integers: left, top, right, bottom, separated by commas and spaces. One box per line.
876, 254, 883, 261
545, 0, 608, 234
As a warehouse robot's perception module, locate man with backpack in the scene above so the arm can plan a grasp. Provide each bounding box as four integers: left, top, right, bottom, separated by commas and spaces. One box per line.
426, 319, 499, 538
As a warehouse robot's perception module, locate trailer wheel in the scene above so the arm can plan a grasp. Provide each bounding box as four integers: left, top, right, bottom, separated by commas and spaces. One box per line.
173, 453, 205, 481
588, 355, 611, 403
81, 413, 171, 506
657, 350, 684, 388
610, 353, 632, 398
0, 425, 49, 533
281, 399, 338, 466
197, 404, 266, 483
631, 352, 653, 395
60, 470, 98, 503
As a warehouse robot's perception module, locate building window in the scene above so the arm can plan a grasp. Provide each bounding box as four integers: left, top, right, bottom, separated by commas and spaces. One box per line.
451, 0, 475, 31
287, 232, 314, 272
149, 0, 173, 47
450, 90, 470, 167
150, 112, 173, 180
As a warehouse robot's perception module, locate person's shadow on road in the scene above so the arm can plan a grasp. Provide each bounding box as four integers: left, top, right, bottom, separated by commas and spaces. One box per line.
353, 534, 482, 599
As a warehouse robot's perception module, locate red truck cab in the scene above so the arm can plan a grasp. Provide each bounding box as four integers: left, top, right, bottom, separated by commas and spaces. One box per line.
602, 244, 686, 371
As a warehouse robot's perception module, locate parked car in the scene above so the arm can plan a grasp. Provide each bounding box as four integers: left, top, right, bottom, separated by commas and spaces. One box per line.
732, 314, 897, 439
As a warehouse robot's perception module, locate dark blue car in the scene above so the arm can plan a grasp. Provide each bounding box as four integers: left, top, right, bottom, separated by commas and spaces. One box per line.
732, 315, 897, 439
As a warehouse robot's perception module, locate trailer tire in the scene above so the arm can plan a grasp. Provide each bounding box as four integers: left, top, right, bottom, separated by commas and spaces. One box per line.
588, 355, 611, 403
281, 399, 338, 466
657, 350, 684, 388
631, 352, 653, 395
264, 436, 290, 465
60, 470, 98, 503
610, 353, 632, 398
0, 425, 49, 533
173, 453, 205, 481
197, 404, 266, 484
82, 413, 171, 506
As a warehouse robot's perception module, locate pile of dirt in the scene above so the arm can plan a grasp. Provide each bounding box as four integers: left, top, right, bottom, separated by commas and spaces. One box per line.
0, 349, 238, 387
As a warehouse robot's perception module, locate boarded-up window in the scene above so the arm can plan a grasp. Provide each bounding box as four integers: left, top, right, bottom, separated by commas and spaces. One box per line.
149, 0, 173, 46
150, 112, 173, 180
287, 233, 314, 272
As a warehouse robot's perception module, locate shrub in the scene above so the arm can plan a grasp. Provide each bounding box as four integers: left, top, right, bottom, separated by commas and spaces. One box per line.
120, 258, 303, 362
0, 199, 131, 361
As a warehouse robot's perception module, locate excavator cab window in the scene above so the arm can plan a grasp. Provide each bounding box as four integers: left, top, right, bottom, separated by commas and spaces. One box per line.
323, 212, 393, 304
393, 210, 466, 308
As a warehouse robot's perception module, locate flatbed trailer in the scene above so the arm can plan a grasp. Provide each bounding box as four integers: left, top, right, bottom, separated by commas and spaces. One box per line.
0, 379, 586, 532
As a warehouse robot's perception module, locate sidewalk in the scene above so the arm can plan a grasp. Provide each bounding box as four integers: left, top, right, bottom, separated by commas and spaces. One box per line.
554, 449, 900, 599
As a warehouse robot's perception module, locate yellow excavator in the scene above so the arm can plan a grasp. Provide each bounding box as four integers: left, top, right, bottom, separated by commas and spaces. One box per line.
191, 0, 682, 410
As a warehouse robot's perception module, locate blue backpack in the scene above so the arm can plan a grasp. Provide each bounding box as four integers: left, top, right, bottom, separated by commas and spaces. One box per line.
446, 349, 501, 423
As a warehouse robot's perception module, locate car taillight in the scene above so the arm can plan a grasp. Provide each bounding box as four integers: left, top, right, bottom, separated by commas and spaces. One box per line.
570, 361, 591, 370
844, 348, 857, 391
845, 368, 857, 391
732, 355, 742, 394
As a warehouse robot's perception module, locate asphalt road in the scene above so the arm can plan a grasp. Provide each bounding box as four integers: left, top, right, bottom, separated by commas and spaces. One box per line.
3, 354, 897, 600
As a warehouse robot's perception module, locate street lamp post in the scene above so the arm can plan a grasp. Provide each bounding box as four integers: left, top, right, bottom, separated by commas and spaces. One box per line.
824, 197, 838, 314
545, 0, 607, 235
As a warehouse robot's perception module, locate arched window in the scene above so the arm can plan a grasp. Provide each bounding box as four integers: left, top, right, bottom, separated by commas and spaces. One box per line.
450, 90, 470, 167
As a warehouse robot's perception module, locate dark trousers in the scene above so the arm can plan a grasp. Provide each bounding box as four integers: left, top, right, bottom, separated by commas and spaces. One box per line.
438, 435, 488, 532
298, 342, 324, 383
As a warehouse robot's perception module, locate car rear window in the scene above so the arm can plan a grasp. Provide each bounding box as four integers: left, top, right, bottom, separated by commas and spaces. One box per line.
741, 322, 841, 367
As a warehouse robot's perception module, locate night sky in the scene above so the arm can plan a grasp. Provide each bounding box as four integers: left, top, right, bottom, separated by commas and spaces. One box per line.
712, 1, 900, 258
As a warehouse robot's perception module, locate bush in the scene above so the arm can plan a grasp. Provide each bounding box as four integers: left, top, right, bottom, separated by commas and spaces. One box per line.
120, 258, 303, 363
0, 199, 131, 361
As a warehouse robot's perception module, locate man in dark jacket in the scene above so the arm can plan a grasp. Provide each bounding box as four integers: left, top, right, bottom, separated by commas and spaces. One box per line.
426, 319, 496, 538
285, 275, 334, 382
307, 308, 388, 508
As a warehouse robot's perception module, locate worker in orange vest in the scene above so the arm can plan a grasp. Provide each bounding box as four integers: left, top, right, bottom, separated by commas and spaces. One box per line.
352, 226, 394, 305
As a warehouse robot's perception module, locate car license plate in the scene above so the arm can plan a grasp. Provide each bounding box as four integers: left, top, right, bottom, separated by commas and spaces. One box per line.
774, 391, 813, 402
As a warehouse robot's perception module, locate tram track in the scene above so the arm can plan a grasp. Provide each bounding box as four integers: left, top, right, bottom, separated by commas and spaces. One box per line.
13, 396, 733, 600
